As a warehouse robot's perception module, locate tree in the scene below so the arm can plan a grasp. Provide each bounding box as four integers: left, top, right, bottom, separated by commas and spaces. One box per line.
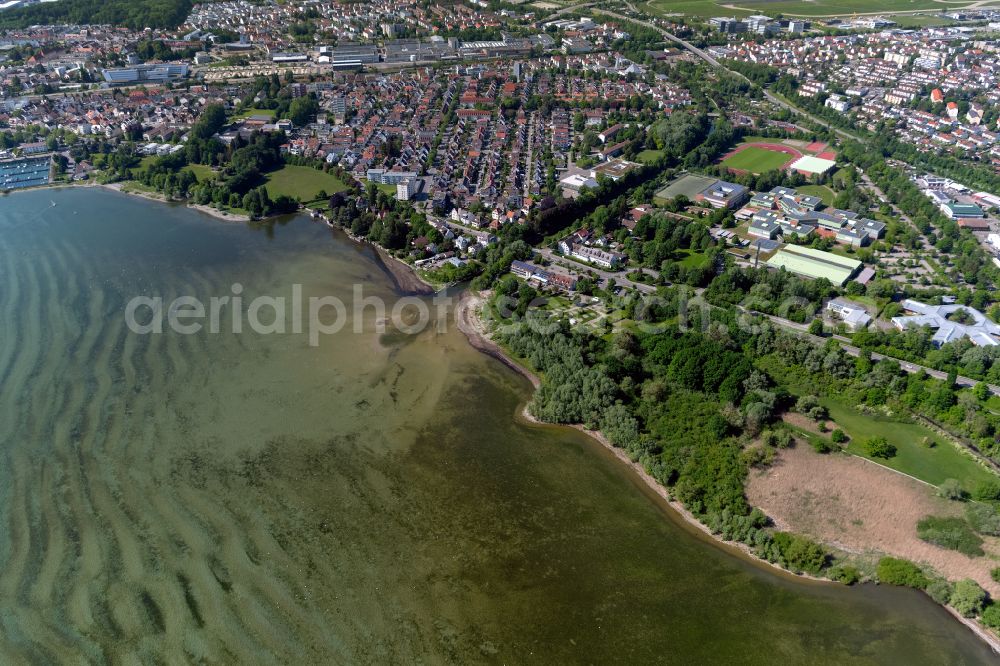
192, 103, 227, 140
974, 382, 990, 401
983, 604, 1000, 629
830, 429, 847, 444
808, 318, 824, 336
864, 436, 896, 459
950, 579, 986, 618
289, 96, 319, 127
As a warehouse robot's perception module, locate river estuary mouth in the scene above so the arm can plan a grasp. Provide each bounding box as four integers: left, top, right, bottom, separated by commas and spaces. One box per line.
0, 186, 994, 664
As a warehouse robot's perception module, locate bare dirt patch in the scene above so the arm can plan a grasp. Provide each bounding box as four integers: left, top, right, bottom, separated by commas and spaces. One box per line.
782, 412, 840, 435
747, 444, 1000, 596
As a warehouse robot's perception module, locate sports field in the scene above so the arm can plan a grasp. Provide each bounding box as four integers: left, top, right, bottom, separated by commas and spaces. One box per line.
721, 145, 796, 174
655, 173, 717, 201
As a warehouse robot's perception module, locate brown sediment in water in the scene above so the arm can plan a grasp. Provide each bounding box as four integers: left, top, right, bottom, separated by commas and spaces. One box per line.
456, 290, 540, 389
368, 242, 435, 296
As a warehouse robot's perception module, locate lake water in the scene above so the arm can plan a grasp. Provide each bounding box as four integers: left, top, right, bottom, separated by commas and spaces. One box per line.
0, 187, 994, 664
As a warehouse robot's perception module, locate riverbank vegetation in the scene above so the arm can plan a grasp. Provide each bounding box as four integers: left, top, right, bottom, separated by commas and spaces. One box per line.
487, 278, 1000, 630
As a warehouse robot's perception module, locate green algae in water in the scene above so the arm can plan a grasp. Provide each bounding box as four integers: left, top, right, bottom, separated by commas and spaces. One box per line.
0, 187, 993, 664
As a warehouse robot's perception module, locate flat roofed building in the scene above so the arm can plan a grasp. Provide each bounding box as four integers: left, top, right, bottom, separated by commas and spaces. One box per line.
766, 245, 862, 286
698, 180, 749, 209
892, 299, 1000, 347
943, 202, 986, 219
790, 155, 837, 176
826, 298, 871, 331
103, 63, 189, 84
748, 217, 780, 239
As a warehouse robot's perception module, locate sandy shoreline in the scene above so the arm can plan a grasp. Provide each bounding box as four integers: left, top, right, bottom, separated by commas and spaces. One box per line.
3, 180, 251, 222
99, 183, 251, 223
371, 242, 435, 296
456, 291, 541, 389
456, 288, 1000, 654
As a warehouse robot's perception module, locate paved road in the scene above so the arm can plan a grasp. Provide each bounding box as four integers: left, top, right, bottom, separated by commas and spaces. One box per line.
595, 7, 862, 143
750, 307, 1000, 395
859, 172, 933, 249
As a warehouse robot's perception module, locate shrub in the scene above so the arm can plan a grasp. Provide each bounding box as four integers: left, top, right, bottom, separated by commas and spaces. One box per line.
876, 557, 928, 589
966, 503, 1000, 536
810, 437, 834, 454
982, 604, 1000, 629
926, 579, 953, 605
761, 429, 793, 449
772, 532, 829, 575
972, 479, 1000, 502
795, 395, 827, 421
950, 579, 987, 618
937, 479, 967, 501
992, 568, 1000, 584
916, 516, 984, 557
865, 436, 896, 459
828, 565, 860, 585
830, 429, 847, 444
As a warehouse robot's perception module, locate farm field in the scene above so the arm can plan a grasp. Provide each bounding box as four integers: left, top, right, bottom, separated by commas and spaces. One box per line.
721, 145, 794, 174
645, 0, 1000, 18
263, 164, 348, 203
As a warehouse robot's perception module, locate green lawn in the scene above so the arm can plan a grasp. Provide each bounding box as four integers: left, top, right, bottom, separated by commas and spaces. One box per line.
822, 398, 999, 491
721, 146, 792, 174
797, 184, 835, 207
756, 355, 999, 491
675, 249, 710, 269
636, 149, 664, 165
128, 155, 157, 178
263, 165, 348, 203
186, 164, 216, 183
234, 108, 277, 120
